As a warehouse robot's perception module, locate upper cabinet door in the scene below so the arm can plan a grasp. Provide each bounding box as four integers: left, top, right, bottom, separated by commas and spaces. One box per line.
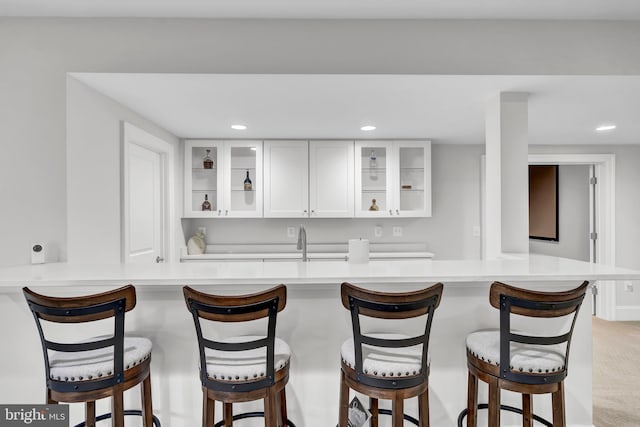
309, 141, 354, 217
264, 140, 309, 218
222, 140, 263, 218
184, 140, 225, 218
355, 141, 394, 217
394, 140, 431, 217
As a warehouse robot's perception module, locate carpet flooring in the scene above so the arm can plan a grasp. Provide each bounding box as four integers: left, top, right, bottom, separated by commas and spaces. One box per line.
593, 317, 640, 427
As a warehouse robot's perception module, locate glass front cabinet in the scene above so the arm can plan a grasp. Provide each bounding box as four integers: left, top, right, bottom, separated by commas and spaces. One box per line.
184, 140, 263, 218
354, 140, 431, 217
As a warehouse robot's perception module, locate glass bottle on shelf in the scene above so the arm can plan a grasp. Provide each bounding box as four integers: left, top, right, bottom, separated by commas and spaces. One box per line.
368, 198, 379, 211
201, 194, 212, 211
369, 150, 377, 168
202, 149, 214, 169
244, 170, 252, 191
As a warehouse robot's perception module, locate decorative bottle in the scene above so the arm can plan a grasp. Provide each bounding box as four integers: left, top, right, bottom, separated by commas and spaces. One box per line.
369, 198, 379, 211
201, 194, 212, 211
203, 149, 214, 169
244, 170, 252, 191
369, 150, 377, 168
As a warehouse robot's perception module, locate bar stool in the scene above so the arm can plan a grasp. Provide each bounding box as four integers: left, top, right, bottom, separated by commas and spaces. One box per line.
23, 285, 158, 427
338, 282, 444, 427
183, 284, 292, 427
462, 281, 588, 427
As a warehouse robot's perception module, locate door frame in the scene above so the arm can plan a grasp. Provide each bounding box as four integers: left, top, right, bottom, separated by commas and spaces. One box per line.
528, 153, 616, 320
121, 121, 175, 263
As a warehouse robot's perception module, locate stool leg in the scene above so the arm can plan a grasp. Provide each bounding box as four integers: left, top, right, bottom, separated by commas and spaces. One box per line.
552, 382, 566, 427
369, 398, 379, 427
392, 395, 404, 427
85, 401, 96, 427
278, 387, 288, 426
419, 388, 429, 427
112, 386, 125, 427
522, 394, 533, 427
338, 370, 349, 427
46, 389, 56, 404
466, 371, 478, 427
141, 373, 154, 427
202, 389, 214, 427
224, 402, 233, 427
488, 377, 500, 427
264, 389, 278, 427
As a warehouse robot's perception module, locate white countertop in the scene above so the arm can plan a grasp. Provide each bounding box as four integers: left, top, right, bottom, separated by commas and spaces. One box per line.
1, 254, 638, 290
181, 251, 434, 261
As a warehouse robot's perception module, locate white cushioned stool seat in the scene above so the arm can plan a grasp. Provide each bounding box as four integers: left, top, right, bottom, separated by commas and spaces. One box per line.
466, 329, 565, 374
205, 335, 291, 382
341, 333, 429, 378
49, 336, 152, 382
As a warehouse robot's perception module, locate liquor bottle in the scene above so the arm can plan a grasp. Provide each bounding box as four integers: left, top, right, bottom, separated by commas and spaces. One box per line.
368, 198, 379, 211
202, 149, 214, 169
201, 194, 212, 211
244, 170, 252, 191
369, 150, 377, 168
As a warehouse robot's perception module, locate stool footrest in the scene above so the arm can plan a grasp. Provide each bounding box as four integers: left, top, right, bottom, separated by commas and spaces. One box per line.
457, 403, 552, 427
213, 411, 296, 427
73, 409, 161, 427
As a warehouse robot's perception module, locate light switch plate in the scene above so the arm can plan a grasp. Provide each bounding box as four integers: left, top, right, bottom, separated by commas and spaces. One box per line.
392, 226, 402, 237
374, 226, 383, 237
287, 227, 296, 238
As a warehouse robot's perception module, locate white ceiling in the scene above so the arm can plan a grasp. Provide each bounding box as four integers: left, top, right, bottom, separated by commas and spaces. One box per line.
4, 0, 640, 20
71, 73, 640, 144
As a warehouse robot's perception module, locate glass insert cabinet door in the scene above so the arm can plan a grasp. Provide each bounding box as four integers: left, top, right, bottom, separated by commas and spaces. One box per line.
354, 140, 431, 217
183, 140, 263, 218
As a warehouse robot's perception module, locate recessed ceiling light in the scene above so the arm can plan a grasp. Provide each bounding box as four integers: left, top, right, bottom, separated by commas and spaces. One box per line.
361, 125, 376, 131
596, 124, 616, 132
231, 124, 247, 130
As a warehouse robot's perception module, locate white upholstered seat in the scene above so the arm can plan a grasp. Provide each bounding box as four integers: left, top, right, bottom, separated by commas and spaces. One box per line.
205, 335, 291, 382
466, 329, 565, 374
49, 336, 152, 382
341, 333, 429, 378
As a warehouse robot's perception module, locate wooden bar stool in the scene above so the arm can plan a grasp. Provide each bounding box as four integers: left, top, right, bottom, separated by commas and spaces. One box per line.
23, 285, 157, 427
463, 281, 588, 427
183, 284, 292, 427
338, 282, 444, 427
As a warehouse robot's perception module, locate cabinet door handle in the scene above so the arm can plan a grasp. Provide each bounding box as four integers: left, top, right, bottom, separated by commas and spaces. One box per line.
225, 210, 228, 216
311, 210, 315, 214
396, 209, 400, 215
155, 256, 164, 263
389, 209, 393, 215
303, 210, 308, 215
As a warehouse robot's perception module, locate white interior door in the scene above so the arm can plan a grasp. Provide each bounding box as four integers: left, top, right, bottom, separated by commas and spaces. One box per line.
123, 122, 174, 264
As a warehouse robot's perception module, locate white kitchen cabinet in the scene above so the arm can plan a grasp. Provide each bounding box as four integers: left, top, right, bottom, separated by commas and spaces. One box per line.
263, 140, 309, 218
355, 140, 431, 217
309, 140, 354, 217
263, 140, 354, 218
184, 140, 263, 218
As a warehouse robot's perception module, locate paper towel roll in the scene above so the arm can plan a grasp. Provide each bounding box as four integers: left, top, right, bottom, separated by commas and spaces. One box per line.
348, 239, 370, 264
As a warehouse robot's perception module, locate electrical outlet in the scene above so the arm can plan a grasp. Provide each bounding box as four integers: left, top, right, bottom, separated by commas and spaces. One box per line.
374, 226, 383, 237
392, 226, 403, 237
624, 281, 634, 292
287, 227, 296, 238
198, 227, 207, 236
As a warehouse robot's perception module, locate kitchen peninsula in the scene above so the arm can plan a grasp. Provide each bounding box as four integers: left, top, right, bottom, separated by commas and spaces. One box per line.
1, 255, 637, 426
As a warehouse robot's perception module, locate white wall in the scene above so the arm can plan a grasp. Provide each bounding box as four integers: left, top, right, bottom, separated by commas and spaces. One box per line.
529, 165, 591, 261
184, 144, 484, 259
3, 18, 640, 266
66, 76, 180, 263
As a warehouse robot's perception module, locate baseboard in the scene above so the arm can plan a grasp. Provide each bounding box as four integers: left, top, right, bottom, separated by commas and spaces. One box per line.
615, 305, 640, 321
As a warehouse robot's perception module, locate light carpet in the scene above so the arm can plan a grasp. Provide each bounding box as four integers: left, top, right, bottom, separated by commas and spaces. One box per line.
593, 317, 640, 427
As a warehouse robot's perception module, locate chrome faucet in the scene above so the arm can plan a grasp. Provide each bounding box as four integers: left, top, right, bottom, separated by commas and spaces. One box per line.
296, 225, 308, 262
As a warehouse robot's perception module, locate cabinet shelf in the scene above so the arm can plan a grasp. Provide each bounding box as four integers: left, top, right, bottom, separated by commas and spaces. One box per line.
400, 189, 425, 192
192, 167, 217, 171
362, 189, 387, 193
361, 168, 387, 171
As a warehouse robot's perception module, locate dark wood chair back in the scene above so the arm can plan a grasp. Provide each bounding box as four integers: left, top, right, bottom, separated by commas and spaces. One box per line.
489, 280, 589, 385
340, 281, 444, 390
23, 285, 137, 394
183, 284, 287, 393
